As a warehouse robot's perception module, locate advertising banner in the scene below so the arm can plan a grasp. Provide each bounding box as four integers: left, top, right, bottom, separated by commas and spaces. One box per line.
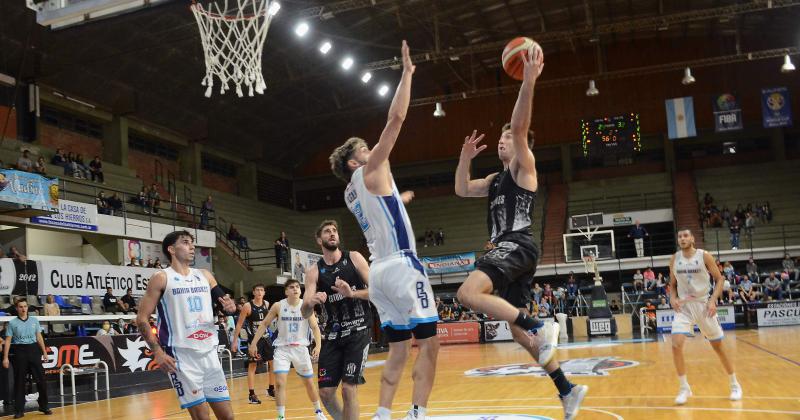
655, 305, 735, 333
434, 322, 481, 345
31, 199, 98, 231
761, 87, 793, 128
42, 334, 161, 377
38, 261, 156, 297
483, 320, 514, 342
289, 249, 322, 284
0, 169, 58, 212
756, 301, 800, 327
420, 252, 476, 275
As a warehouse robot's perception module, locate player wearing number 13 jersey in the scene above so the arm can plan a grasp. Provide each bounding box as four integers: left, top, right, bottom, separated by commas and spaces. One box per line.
329, 42, 438, 420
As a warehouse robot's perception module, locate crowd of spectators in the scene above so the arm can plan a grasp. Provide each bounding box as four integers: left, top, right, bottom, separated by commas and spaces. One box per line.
421, 228, 445, 247
714, 255, 798, 305
49, 149, 105, 183
700, 193, 773, 249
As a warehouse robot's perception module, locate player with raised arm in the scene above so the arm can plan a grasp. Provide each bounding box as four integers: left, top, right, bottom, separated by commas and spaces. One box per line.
328, 41, 439, 420
135, 230, 237, 420
231, 283, 276, 404
453, 44, 587, 420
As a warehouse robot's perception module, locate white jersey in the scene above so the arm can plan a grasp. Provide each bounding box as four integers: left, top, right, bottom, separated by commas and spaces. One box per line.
156, 267, 218, 352
345, 167, 416, 260
673, 248, 711, 302
273, 298, 310, 347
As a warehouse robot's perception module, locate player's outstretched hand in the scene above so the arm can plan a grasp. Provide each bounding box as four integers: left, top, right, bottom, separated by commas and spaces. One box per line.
310, 292, 328, 306
400, 190, 415, 204
522, 42, 544, 82
332, 278, 354, 298
460, 130, 487, 161
154, 349, 177, 373
219, 295, 236, 314
706, 300, 717, 317
401, 40, 415, 75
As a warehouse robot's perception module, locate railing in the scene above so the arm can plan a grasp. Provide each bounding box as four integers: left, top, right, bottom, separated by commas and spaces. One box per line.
212, 216, 276, 269
568, 191, 672, 215
704, 222, 800, 258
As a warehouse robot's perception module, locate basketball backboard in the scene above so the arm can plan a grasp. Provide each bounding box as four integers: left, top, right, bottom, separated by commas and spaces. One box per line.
27, 0, 169, 29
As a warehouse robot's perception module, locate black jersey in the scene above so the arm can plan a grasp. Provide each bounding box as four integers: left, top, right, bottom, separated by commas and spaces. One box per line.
487, 169, 536, 242
316, 251, 371, 340
244, 300, 269, 339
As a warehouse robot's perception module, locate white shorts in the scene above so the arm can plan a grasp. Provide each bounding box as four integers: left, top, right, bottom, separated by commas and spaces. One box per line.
671, 300, 724, 341
369, 251, 439, 330
273, 345, 314, 378
168, 347, 230, 409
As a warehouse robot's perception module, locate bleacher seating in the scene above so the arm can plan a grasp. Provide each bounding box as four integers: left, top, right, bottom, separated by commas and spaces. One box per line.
567, 172, 673, 215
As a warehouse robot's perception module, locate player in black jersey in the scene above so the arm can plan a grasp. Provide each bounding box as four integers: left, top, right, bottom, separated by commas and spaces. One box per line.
454, 44, 587, 420
232, 283, 276, 404
301, 220, 372, 420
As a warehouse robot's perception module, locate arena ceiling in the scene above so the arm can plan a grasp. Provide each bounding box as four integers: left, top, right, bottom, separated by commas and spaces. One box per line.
1, 0, 799, 172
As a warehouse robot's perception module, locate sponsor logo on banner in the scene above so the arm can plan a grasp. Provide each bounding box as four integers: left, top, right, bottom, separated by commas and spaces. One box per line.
0, 169, 58, 212
289, 249, 322, 284
42, 336, 117, 376
757, 301, 800, 327
39, 260, 156, 296
464, 357, 638, 377
484, 321, 514, 342
713, 93, 743, 132
413, 322, 481, 346
655, 306, 735, 333
12, 259, 38, 296
613, 216, 633, 226
427, 416, 554, 420
589, 318, 612, 335
420, 252, 476, 275
117, 336, 158, 372
761, 87, 793, 128
31, 199, 98, 231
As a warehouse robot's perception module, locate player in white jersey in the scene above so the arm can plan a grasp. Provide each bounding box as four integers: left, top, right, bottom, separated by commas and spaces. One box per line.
136, 230, 237, 420
250, 279, 325, 420
669, 228, 742, 405
329, 41, 439, 420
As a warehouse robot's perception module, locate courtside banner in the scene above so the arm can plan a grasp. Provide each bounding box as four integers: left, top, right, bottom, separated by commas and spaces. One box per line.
419, 322, 480, 345
756, 301, 800, 327
655, 306, 735, 333
42, 334, 161, 377
31, 199, 98, 231
420, 252, 476, 275
38, 261, 156, 297
483, 320, 514, 342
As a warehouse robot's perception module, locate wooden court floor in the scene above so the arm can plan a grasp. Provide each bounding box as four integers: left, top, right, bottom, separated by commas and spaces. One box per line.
18, 327, 800, 420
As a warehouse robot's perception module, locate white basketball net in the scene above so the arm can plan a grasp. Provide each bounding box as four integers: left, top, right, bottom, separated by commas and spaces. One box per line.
190, 0, 276, 98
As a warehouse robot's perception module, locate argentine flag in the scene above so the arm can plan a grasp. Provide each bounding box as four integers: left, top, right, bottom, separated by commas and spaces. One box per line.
665, 97, 697, 139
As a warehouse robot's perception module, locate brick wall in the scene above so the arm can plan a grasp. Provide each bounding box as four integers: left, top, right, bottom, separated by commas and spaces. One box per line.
38, 124, 102, 158
0, 106, 16, 140
128, 149, 179, 187
202, 172, 238, 195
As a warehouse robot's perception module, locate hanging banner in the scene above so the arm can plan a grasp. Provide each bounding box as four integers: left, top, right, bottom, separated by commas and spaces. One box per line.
0, 169, 58, 212
31, 199, 98, 231
122, 239, 212, 271
665, 97, 697, 139
761, 87, 793, 128
38, 260, 156, 296
420, 252, 476, 275
712, 93, 743, 132
290, 249, 322, 284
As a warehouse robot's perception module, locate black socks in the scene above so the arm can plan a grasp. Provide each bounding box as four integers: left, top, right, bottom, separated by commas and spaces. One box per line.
549, 368, 574, 397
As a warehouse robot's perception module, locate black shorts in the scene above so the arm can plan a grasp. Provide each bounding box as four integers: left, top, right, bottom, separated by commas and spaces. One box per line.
474, 232, 539, 309
317, 330, 371, 388
247, 337, 274, 363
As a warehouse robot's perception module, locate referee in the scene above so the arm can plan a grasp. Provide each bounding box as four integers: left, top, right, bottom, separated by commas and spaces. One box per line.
2, 298, 52, 418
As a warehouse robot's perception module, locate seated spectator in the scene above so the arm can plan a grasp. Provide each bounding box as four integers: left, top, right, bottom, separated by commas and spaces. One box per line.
721, 278, 735, 304
153, 258, 163, 269
75, 154, 90, 178
16, 150, 33, 172
782, 254, 797, 281
120, 288, 137, 313
644, 300, 657, 331
746, 258, 759, 282
609, 299, 621, 313
542, 283, 553, 305
43, 295, 60, 316
423, 229, 434, 247
145, 258, 154, 268
764, 273, 783, 301
538, 300, 551, 317
643, 267, 656, 291
532, 283, 542, 304
632, 269, 644, 294
96, 191, 111, 215
50, 148, 66, 168
148, 183, 161, 214
89, 156, 105, 183
96, 320, 117, 336
127, 257, 140, 267
655, 273, 667, 296
228, 224, 248, 249
436, 228, 445, 246
657, 297, 670, 309
138, 186, 150, 213
738, 276, 758, 303
200, 195, 214, 229
7, 246, 26, 262
102, 287, 122, 313
780, 270, 791, 293
722, 261, 735, 281
65, 152, 85, 178
33, 157, 46, 175
123, 319, 138, 335
106, 192, 123, 215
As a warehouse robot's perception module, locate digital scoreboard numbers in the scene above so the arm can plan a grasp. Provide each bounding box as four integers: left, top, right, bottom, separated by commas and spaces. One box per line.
581, 113, 641, 159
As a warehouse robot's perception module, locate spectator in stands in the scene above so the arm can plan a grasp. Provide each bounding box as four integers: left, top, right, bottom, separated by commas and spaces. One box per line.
722, 261, 735, 281
43, 295, 60, 317
436, 228, 445, 246
703, 193, 713, 207
632, 269, 644, 294
120, 288, 137, 313
96, 320, 117, 336
538, 300, 551, 317
423, 229, 434, 247
7, 246, 26, 262
542, 283, 554, 305
532, 283, 542, 304
780, 270, 792, 294
609, 299, 620, 313
89, 156, 104, 184
643, 300, 657, 331
75, 154, 91, 179
763, 202, 773, 223
106, 192, 123, 215
102, 287, 121, 313
657, 297, 670, 309
643, 267, 656, 291
138, 186, 149, 213
15, 150, 33, 173
216, 315, 230, 348
147, 183, 160, 214
200, 195, 214, 229
127, 257, 139, 267
51, 148, 66, 168
65, 152, 83, 178
738, 275, 758, 303
153, 258, 163, 269
96, 191, 111, 215
32, 157, 46, 175
122, 319, 138, 335
565, 273, 578, 311
655, 273, 667, 296
145, 258, 154, 268
782, 254, 797, 281
764, 273, 783, 301
745, 211, 756, 237
627, 220, 649, 258
274, 232, 288, 269
746, 257, 759, 282
729, 216, 741, 250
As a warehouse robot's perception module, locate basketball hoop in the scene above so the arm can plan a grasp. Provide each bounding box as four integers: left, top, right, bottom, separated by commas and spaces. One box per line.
190, 0, 278, 98
581, 254, 596, 275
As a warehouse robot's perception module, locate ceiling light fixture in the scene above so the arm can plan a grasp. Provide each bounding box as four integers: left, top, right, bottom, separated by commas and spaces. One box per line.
585, 80, 599, 96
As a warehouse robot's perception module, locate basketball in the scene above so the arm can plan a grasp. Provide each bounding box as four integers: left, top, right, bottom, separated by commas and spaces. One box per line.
502, 37, 539, 80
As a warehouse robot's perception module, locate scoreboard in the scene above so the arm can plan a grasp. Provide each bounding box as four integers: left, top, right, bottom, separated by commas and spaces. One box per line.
580, 113, 641, 158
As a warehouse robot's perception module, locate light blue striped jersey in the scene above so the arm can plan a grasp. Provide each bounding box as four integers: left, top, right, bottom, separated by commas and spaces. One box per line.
345, 167, 417, 261
156, 267, 218, 352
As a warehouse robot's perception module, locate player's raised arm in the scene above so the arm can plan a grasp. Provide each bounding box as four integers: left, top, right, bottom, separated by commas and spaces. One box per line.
364, 40, 414, 187
455, 130, 496, 197
509, 43, 544, 172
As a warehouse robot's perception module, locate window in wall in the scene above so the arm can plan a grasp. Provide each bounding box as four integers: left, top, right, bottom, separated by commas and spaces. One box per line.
40, 106, 103, 139
201, 154, 237, 177
129, 132, 179, 161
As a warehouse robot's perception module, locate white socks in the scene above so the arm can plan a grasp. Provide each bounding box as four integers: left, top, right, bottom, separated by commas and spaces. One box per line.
730, 373, 738, 385
678, 375, 690, 388
278, 406, 286, 417
412, 405, 428, 418
313, 400, 322, 411
375, 407, 392, 420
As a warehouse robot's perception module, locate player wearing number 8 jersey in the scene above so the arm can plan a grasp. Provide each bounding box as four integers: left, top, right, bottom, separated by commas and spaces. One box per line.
329, 41, 439, 420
